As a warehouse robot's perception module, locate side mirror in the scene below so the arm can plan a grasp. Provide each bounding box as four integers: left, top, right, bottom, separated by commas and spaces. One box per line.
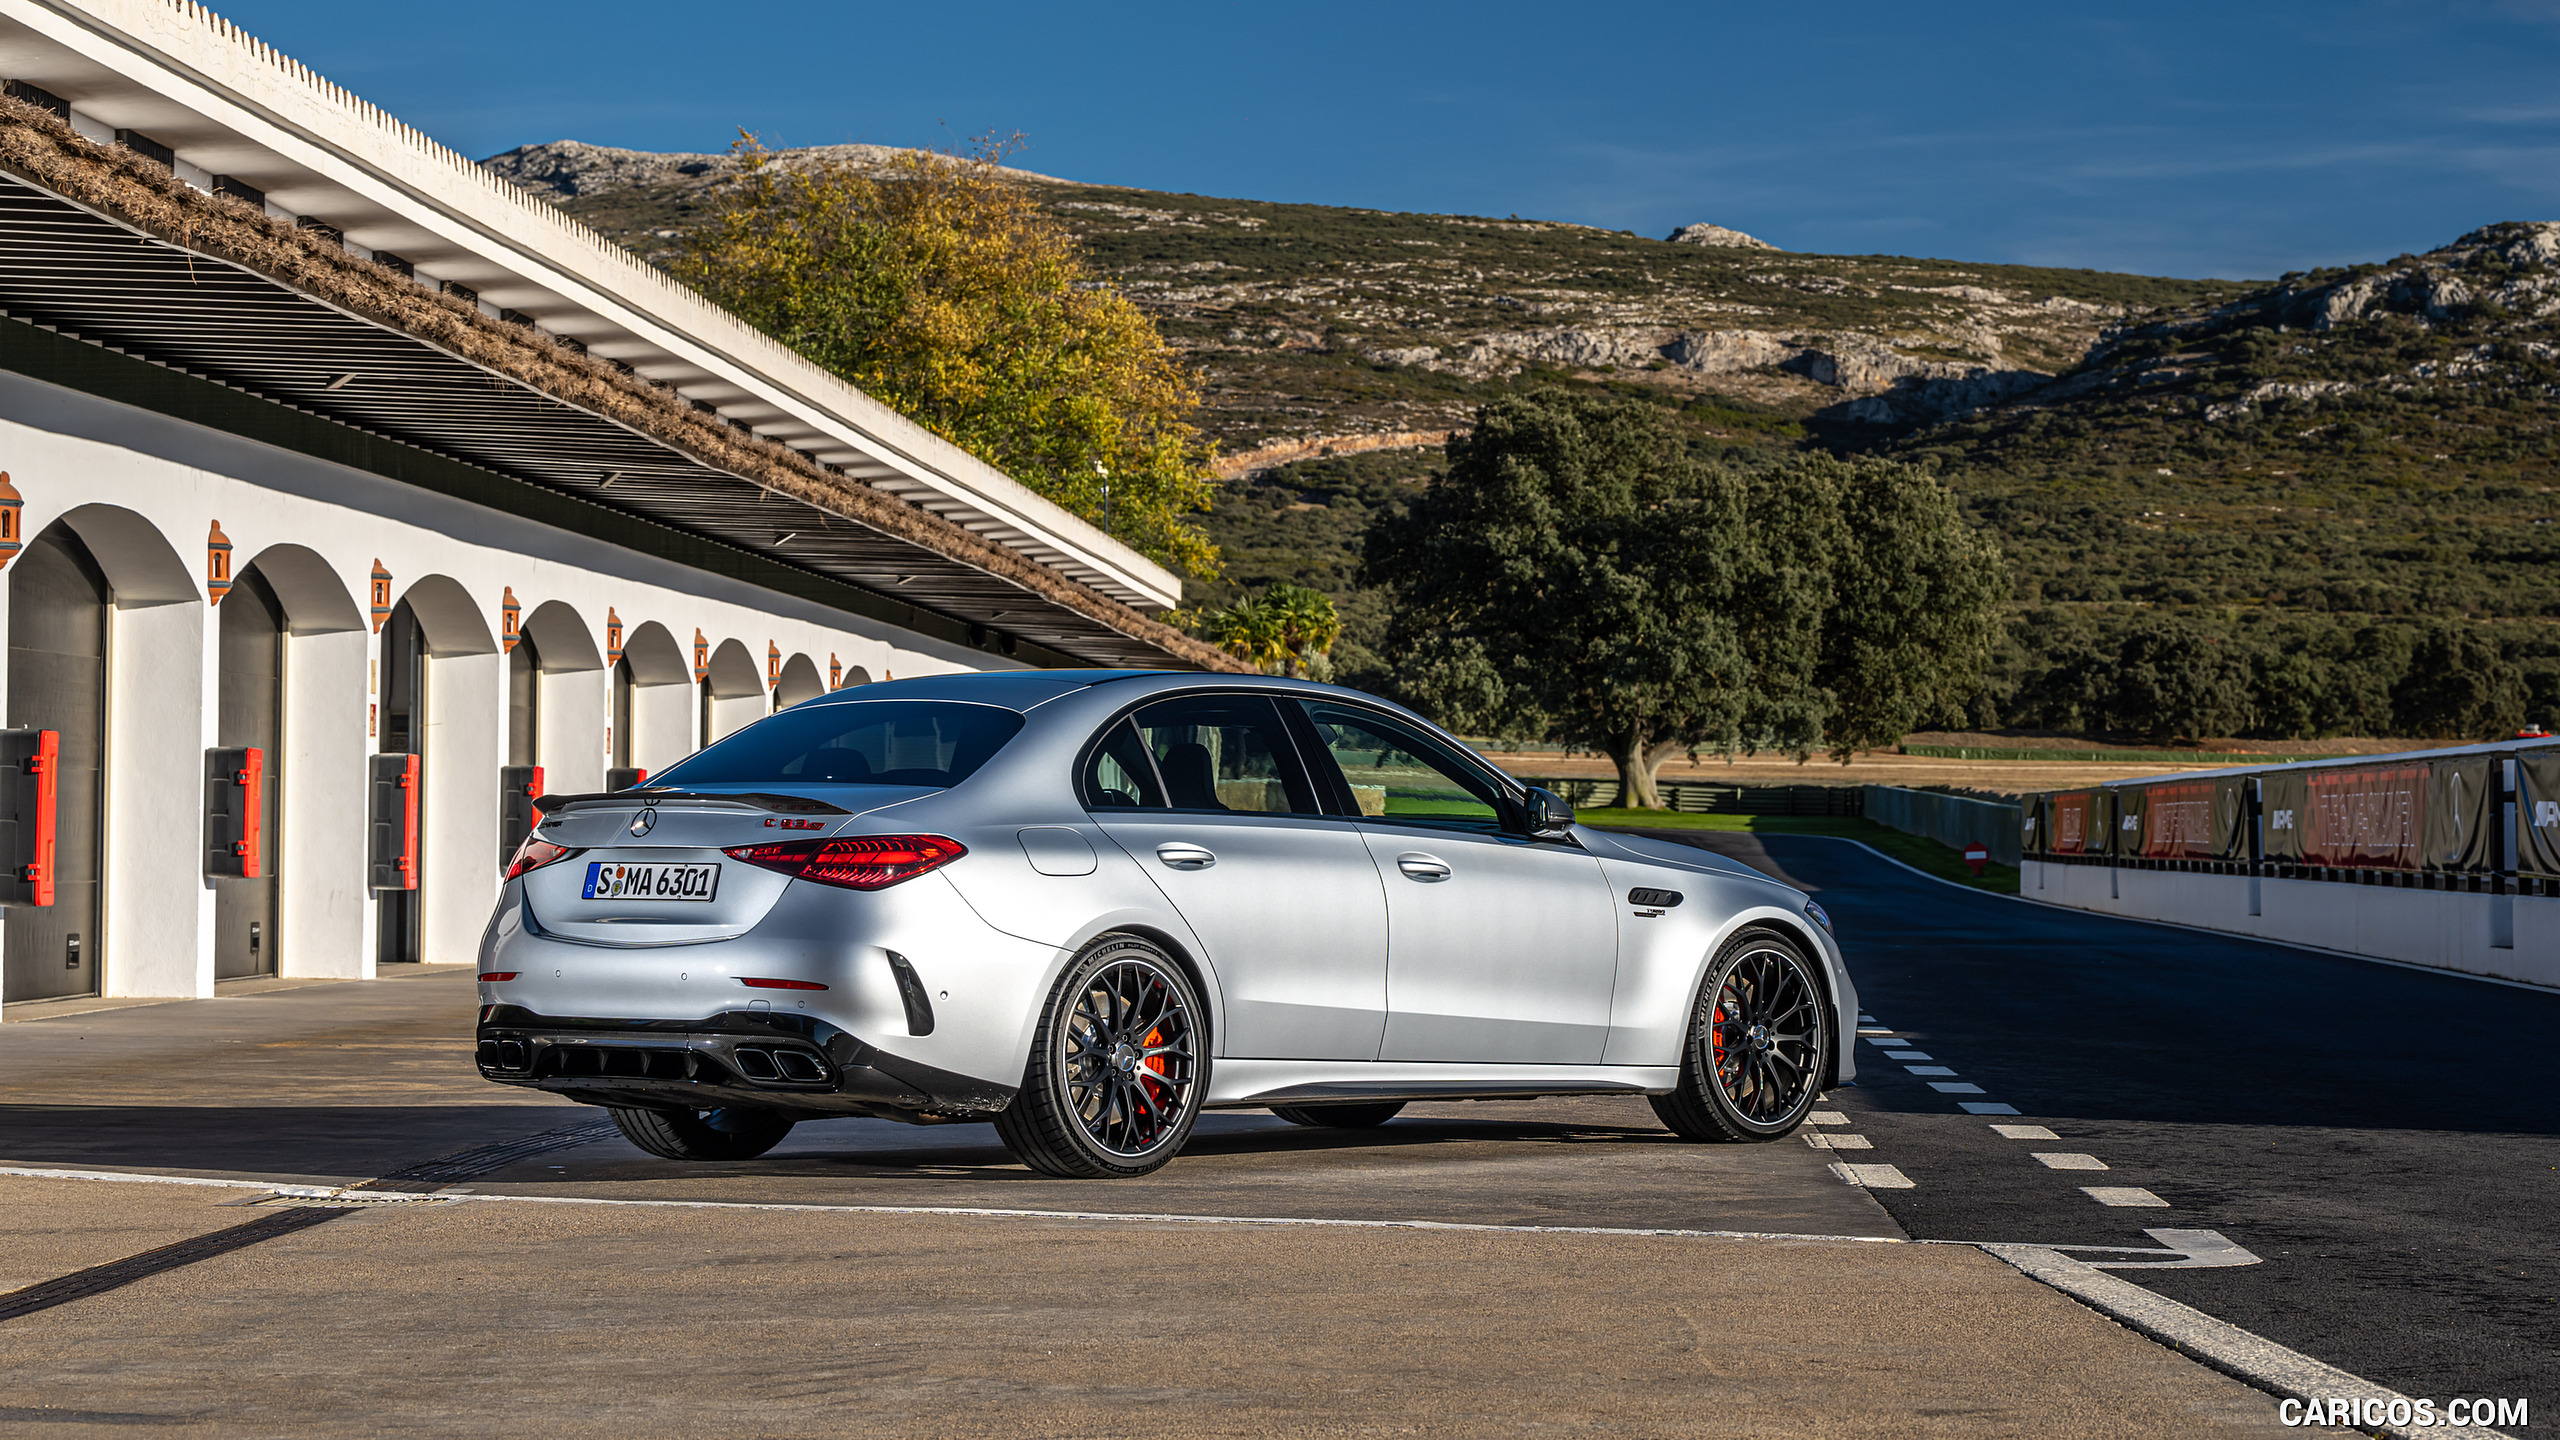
1524, 786, 1575, 840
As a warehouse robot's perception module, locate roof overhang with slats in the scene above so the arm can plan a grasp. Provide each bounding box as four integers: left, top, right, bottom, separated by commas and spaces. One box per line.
0, 0, 1226, 670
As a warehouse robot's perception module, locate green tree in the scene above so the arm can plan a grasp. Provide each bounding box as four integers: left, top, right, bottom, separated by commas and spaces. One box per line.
674, 135, 1220, 576
2394, 624, 2526, 738
1363, 390, 1813, 808
1811, 456, 2007, 759
1200, 582, 1343, 676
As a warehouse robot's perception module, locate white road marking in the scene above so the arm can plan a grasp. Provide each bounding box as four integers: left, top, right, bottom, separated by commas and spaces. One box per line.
2033, 1153, 2110, 1171
2083, 1186, 2168, 1207
1982, 1235, 2513, 1440
1928, 1082, 1986, 1094
1829, 1163, 1915, 1189
1857, 1014, 1876, 1023
1803, 1133, 1872, 1150
0, 1163, 1918, 1246
1884, 1050, 1931, 1060
1806, 1111, 1850, 1126
1958, 1102, 2020, 1115
1990, 1124, 2060, 1140
1905, 1065, 1957, 1076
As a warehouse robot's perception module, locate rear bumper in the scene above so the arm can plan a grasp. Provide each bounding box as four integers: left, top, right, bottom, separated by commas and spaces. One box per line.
474, 1006, 1016, 1121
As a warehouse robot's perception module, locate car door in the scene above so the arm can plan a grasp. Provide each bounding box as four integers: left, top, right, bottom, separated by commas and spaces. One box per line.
1291, 700, 1619, 1065
1083, 693, 1388, 1061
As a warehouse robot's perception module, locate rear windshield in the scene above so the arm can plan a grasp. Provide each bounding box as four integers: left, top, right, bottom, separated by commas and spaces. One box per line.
647, 700, 1025, 789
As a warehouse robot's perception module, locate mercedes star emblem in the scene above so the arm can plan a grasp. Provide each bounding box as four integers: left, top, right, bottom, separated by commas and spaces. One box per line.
628, 808, 657, 838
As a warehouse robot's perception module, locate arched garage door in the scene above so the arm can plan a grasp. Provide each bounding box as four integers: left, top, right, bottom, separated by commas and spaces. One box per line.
4, 523, 107, 1000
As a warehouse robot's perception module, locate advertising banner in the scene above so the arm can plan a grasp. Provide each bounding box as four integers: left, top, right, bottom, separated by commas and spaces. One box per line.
2519, 753, 2560, 878
2421, 759, 2497, 874
2302, 764, 2428, 870
2218, 777, 2250, 861
2261, 769, 2307, 862
2048, 790, 2098, 856
2137, 779, 2236, 861
2110, 785, 2147, 859
2020, 793, 2048, 856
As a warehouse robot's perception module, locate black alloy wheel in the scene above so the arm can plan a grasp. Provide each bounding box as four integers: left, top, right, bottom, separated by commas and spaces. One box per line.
1651, 927, 1829, 1143
1270, 1101, 1406, 1129
995, 934, 1206, 1178
609, 1105, 796, 1162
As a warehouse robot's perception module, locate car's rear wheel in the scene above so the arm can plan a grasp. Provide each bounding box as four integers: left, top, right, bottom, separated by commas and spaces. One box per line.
609, 1105, 796, 1162
1651, 927, 1829, 1143
1270, 1101, 1406, 1129
995, 934, 1206, 1178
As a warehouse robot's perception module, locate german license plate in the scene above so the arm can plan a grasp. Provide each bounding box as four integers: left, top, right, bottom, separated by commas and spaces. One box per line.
582, 861, 720, 902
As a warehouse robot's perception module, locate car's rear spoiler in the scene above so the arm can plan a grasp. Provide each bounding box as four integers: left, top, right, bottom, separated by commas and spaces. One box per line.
533, 790, 851, 818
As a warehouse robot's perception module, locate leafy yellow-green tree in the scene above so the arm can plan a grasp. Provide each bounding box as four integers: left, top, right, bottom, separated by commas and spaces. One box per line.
673, 134, 1220, 577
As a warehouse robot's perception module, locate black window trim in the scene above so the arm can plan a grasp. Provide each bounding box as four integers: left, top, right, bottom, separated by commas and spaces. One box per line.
1288, 696, 1542, 840
1073, 687, 1336, 821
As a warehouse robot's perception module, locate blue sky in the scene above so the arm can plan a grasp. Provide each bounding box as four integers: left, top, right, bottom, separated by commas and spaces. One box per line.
216, 0, 2560, 280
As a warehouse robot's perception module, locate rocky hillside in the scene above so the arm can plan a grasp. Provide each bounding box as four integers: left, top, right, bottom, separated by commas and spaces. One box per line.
487, 140, 2560, 737
484, 140, 2234, 454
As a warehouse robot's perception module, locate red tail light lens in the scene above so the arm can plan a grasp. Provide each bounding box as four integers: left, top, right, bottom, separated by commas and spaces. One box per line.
721, 834, 966, 891
478, 972, 519, 982
739, 977, 827, 990
504, 836, 577, 881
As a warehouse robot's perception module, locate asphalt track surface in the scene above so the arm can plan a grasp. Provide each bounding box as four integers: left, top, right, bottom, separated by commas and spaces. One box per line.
1660, 830, 2560, 1422
0, 834, 2544, 1432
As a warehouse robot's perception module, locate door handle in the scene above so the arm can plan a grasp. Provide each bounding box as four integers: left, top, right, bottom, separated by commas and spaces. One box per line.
1154, 842, 1217, 870
1395, 852, 1451, 881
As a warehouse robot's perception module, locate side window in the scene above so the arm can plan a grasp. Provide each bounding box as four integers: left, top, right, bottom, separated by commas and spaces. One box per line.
1078, 718, 1165, 809
1297, 702, 1508, 833
1087, 695, 1322, 816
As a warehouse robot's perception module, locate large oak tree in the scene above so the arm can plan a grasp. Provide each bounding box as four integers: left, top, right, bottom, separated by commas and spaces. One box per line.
1366, 389, 2002, 806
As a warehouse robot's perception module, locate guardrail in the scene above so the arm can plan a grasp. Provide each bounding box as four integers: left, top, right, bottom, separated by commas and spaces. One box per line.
1900, 744, 2300, 764
1863, 786, 2021, 866
1523, 779, 1862, 817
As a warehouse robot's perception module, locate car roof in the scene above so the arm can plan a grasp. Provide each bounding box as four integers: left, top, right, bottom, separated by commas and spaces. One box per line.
793, 669, 1163, 711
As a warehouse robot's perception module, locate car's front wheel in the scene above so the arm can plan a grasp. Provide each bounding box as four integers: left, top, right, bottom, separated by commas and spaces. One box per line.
1651, 926, 1830, 1143
609, 1105, 796, 1161
995, 934, 1206, 1178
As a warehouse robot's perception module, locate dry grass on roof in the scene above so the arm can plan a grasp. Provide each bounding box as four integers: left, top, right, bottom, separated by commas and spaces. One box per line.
0, 98, 1243, 673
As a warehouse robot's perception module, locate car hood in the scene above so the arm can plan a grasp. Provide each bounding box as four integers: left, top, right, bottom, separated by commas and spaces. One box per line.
1576, 827, 1803, 894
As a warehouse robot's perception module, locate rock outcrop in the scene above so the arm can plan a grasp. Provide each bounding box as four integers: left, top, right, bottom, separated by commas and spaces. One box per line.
1666, 222, 1777, 251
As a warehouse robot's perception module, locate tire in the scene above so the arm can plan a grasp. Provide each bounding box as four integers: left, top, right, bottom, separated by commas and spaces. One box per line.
609, 1105, 796, 1162
1270, 1101, 1406, 1129
1650, 926, 1831, 1143
995, 933, 1207, 1179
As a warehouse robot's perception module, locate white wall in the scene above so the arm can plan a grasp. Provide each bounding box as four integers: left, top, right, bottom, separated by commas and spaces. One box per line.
0, 368, 1023, 1003
630, 681, 693, 778
279, 627, 368, 979
102, 597, 207, 997
2022, 861, 2558, 990
538, 668, 608, 796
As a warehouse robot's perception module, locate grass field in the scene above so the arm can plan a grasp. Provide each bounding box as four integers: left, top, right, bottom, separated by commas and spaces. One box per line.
1578, 810, 2021, 896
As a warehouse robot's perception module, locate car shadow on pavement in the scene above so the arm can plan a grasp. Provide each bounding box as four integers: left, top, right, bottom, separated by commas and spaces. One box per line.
0, 1102, 599, 1182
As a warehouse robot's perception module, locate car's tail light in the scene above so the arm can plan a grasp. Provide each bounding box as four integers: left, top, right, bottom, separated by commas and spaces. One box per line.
478, 972, 519, 982
721, 834, 966, 891
504, 835, 577, 881
739, 977, 827, 990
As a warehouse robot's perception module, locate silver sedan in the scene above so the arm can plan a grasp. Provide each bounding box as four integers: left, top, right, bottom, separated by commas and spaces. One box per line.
475, 671, 1858, 1177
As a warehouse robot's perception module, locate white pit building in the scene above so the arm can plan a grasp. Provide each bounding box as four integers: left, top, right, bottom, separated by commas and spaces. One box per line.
0, 0, 1231, 1007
